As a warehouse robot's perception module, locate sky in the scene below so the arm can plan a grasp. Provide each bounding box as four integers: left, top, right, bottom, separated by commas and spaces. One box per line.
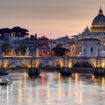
0, 0, 105, 39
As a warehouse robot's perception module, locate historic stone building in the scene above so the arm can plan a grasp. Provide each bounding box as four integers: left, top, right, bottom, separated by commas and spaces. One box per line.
71, 38, 101, 57
38, 36, 50, 55
72, 7, 105, 51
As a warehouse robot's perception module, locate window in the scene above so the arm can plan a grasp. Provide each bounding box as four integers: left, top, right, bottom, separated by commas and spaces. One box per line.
90, 47, 94, 55
84, 49, 86, 55
91, 47, 93, 52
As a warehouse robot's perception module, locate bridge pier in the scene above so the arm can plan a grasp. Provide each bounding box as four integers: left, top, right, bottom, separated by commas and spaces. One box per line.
93, 68, 105, 76
28, 67, 40, 77
0, 68, 8, 76
60, 67, 72, 76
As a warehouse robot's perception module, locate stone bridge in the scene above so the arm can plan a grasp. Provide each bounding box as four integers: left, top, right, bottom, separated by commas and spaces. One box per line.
0, 56, 39, 69
0, 56, 105, 69
0, 56, 58, 69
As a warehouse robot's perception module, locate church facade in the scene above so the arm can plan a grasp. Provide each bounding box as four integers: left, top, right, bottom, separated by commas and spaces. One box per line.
73, 7, 105, 52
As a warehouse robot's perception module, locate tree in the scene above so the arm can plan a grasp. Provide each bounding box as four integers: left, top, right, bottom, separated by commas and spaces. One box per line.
11, 26, 29, 38
0, 28, 11, 40
18, 42, 27, 55
15, 49, 21, 55
52, 46, 68, 56
1, 42, 11, 55
21, 28, 29, 37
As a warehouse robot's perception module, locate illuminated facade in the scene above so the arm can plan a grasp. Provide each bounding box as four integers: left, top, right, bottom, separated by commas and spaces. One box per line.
71, 38, 101, 57
73, 7, 105, 51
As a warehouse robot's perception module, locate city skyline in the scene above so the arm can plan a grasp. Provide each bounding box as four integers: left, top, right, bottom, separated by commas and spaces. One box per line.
0, 0, 105, 39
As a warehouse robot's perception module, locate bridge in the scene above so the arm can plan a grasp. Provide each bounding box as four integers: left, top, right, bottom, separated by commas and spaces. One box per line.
0, 56, 105, 69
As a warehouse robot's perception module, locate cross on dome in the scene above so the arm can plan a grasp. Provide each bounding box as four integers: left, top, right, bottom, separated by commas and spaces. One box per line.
98, 6, 103, 15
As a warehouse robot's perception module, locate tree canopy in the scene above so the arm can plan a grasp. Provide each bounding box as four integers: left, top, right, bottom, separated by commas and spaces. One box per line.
1, 42, 11, 52
52, 46, 68, 56
0, 26, 29, 40
11, 26, 29, 37
0, 28, 11, 40
18, 42, 27, 55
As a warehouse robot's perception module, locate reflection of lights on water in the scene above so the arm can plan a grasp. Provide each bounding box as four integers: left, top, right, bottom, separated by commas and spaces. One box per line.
7, 86, 9, 105
92, 76, 105, 88
68, 77, 72, 96
79, 91, 83, 104
79, 80, 83, 104
47, 81, 50, 97
18, 79, 22, 104
42, 72, 45, 96
47, 80, 51, 105
75, 73, 79, 104
75, 73, 79, 87
102, 77, 105, 88
75, 73, 83, 104
75, 89, 83, 104
24, 71, 27, 80
24, 71, 27, 87
75, 91, 79, 104
58, 72, 61, 100
18, 89, 22, 104
58, 72, 61, 80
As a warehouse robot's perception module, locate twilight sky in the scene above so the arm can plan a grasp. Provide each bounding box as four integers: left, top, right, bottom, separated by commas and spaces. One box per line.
0, 0, 105, 39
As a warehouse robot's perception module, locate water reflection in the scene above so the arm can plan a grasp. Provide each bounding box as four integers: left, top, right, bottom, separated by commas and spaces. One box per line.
0, 71, 105, 105
18, 79, 22, 105
58, 73, 61, 100
42, 72, 45, 96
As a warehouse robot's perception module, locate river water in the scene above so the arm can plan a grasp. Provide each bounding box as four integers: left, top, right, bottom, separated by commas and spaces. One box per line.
0, 71, 105, 105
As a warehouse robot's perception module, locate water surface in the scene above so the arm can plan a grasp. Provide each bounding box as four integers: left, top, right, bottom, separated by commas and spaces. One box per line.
0, 71, 105, 105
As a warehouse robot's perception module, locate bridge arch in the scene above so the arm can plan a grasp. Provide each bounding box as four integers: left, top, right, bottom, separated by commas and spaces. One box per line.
72, 60, 94, 68
6, 60, 30, 69
39, 58, 60, 68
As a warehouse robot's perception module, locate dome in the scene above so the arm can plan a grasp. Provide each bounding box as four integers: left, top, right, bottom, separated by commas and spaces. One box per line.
91, 7, 105, 32
92, 14, 105, 26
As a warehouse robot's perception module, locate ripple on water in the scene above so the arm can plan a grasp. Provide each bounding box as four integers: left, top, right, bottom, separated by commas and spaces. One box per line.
0, 71, 105, 105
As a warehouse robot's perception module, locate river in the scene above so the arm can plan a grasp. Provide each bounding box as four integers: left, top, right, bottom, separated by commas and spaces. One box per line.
0, 71, 105, 105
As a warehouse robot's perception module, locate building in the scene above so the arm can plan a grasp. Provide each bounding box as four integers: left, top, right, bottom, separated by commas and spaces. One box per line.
0, 33, 38, 56
38, 36, 50, 54
72, 7, 105, 51
48, 40, 57, 50
56, 36, 71, 44
71, 38, 101, 57
24, 39, 38, 56
11, 37, 38, 56
61, 42, 73, 52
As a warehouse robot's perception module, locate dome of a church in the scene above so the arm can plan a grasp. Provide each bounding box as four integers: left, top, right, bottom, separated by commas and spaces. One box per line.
91, 7, 105, 32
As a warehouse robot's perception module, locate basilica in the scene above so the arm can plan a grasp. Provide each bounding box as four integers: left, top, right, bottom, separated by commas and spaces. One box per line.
73, 7, 105, 50
70, 7, 105, 57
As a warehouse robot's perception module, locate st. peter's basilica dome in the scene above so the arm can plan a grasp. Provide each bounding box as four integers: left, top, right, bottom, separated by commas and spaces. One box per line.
91, 7, 105, 32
